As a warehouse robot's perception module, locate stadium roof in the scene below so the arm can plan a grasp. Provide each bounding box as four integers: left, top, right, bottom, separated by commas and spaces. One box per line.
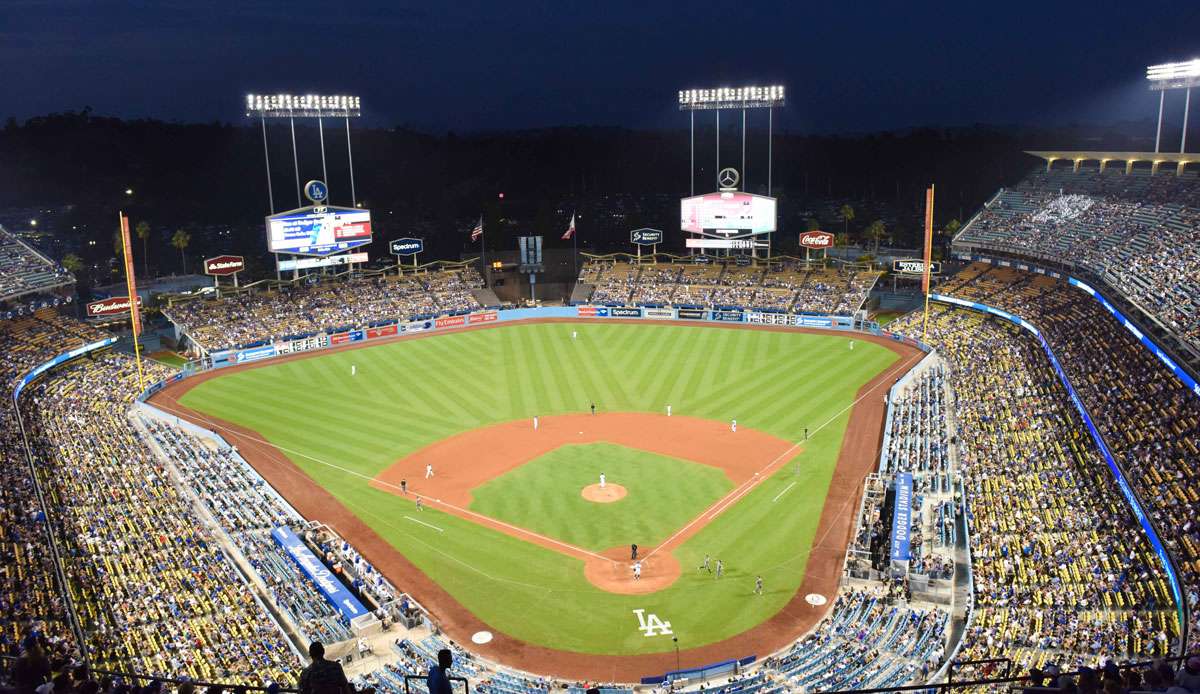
1026, 151, 1200, 174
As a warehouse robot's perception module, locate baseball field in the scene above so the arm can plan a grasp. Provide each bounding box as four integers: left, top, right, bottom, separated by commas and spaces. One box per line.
154, 320, 918, 679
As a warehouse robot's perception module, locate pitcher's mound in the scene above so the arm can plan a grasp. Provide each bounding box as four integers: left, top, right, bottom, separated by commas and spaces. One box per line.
581, 483, 627, 503
584, 547, 681, 594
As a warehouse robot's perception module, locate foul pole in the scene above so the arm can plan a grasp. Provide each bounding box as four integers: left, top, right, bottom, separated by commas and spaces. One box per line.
119, 212, 146, 393
921, 185, 935, 341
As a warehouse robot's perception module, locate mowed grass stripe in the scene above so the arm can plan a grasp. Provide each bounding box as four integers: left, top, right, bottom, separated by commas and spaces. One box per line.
179, 322, 901, 655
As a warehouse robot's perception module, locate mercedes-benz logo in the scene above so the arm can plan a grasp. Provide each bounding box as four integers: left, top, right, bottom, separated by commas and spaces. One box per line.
718, 167, 740, 189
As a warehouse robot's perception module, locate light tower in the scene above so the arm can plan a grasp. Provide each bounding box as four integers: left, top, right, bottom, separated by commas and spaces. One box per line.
678, 85, 785, 196
1146, 59, 1199, 153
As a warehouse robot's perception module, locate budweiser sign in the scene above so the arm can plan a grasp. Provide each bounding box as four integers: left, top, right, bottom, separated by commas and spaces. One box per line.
799, 231, 835, 249
204, 255, 245, 276
86, 296, 143, 317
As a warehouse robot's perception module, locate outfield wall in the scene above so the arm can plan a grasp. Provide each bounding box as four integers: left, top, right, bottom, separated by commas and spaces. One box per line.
180, 305, 930, 380
929, 293, 1187, 645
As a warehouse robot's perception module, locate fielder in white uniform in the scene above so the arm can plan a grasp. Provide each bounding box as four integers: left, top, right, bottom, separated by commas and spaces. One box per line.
666, 404, 672, 417
633, 561, 642, 581
849, 340, 855, 351
425, 464, 434, 479
572, 330, 577, 340
351, 364, 357, 376
533, 415, 539, 430
600, 472, 606, 488
731, 419, 737, 433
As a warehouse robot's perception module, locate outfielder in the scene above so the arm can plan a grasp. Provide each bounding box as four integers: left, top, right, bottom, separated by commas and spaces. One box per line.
572, 330, 578, 340
849, 340, 855, 351
699, 554, 711, 572
755, 575, 764, 595
351, 364, 357, 376
715, 559, 724, 579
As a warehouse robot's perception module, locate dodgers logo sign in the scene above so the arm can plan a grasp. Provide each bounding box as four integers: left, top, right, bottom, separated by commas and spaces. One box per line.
304, 180, 329, 203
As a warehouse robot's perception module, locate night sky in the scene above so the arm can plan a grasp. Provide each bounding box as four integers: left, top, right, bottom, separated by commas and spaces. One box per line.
3, 0, 1197, 133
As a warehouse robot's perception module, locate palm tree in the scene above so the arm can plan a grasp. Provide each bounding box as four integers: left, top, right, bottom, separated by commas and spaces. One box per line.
135, 221, 151, 276
865, 220, 886, 255
944, 218, 962, 238
61, 253, 83, 275
838, 204, 855, 242
171, 230, 191, 274
805, 217, 821, 232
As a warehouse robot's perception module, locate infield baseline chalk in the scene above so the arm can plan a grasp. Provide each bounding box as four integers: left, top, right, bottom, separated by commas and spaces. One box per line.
405, 515, 444, 532
772, 481, 797, 503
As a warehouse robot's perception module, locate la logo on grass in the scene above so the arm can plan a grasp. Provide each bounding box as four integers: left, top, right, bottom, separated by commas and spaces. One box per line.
632, 608, 673, 637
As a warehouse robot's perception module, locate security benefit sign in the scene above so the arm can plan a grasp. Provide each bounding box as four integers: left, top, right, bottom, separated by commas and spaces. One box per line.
630, 228, 664, 246
889, 472, 914, 562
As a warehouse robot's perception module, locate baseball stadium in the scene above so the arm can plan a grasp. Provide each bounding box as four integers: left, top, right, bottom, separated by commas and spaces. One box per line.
4, 47, 1200, 694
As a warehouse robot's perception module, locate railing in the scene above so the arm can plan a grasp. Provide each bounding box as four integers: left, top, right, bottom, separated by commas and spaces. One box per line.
402, 673, 469, 693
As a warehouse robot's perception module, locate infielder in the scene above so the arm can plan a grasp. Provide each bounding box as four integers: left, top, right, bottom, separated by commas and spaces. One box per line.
533, 415, 539, 430
754, 575, 764, 595
715, 559, 724, 579
632, 561, 642, 581
425, 464, 434, 479
731, 419, 737, 433
666, 404, 672, 417
599, 472, 606, 488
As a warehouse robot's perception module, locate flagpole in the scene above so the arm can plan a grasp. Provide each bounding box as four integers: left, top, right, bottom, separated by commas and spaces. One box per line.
481, 217, 487, 288
572, 213, 578, 281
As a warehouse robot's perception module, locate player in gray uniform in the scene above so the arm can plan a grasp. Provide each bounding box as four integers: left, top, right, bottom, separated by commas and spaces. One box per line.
699, 554, 711, 572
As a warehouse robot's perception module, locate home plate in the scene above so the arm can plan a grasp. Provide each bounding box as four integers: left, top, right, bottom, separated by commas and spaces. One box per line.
805, 593, 828, 606
471, 631, 493, 645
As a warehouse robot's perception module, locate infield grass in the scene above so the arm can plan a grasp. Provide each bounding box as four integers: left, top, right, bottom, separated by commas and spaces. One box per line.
470, 442, 733, 551
178, 322, 901, 655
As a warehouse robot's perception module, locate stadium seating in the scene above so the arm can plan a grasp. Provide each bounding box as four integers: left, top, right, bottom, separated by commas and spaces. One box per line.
954, 168, 1200, 353
163, 268, 485, 352
922, 266, 1200, 655
581, 259, 880, 315
0, 226, 74, 302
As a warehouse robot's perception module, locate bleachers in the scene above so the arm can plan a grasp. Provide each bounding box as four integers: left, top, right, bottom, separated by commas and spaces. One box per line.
0, 225, 73, 302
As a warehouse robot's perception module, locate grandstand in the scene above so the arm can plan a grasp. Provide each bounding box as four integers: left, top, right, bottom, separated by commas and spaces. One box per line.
0, 224, 74, 307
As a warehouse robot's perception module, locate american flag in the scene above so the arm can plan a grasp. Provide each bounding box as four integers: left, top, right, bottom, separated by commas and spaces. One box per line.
561, 213, 576, 241
470, 217, 483, 242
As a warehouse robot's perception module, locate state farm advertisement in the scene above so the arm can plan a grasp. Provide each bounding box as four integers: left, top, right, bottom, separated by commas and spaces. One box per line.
204, 255, 246, 276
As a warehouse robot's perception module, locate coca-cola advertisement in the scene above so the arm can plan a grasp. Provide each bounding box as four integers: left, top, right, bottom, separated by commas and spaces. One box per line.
799, 231, 835, 249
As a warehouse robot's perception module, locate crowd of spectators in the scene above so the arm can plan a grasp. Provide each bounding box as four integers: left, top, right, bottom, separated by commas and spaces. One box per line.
890, 300, 1179, 671
163, 269, 485, 352
955, 167, 1200, 352
0, 226, 74, 302
581, 259, 880, 315
927, 264, 1200, 655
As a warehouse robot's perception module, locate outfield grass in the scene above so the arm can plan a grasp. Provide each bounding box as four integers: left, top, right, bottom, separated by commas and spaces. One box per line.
179, 322, 899, 655
470, 442, 733, 552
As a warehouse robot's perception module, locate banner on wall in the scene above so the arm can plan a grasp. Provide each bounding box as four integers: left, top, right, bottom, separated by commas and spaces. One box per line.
890, 472, 913, 562
610, 307, 642, 318
271, 526, 369, 622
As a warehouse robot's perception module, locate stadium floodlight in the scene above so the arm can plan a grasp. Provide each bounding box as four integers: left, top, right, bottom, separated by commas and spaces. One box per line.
245, 93, 362, 118
1147, 60, 1200, 90
678, 85, 785, 111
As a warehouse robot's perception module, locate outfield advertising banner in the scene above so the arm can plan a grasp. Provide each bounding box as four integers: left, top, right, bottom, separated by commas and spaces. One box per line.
710, 310, 744, 322
796, 316, 834, 328
676, 308, 706, 320
330, 330, 364, 345
610, 307, 642, 318
235, 345, 277, 364
366, 325, 399, 340
747, 312, 791, 326
468, 311, 498, 324
277, 335, 329, 355
403, 320, 434, 333
643, 308, 674, 319
435, 315, 466, 328
271, 526, 368, 622
577, 306, 609, 317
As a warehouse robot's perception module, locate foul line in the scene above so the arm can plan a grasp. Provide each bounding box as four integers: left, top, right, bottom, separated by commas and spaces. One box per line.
643, 350, 924, 561
148, 398, 612, 563
772, 481, 797, 503
405, 515, 444, 532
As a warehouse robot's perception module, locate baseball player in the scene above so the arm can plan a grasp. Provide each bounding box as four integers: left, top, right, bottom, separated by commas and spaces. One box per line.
533, 415, 539, 430
715, 559, 724, 579
849, 340, 855, 351
351, 364, 357, 376
572, 330, 578, 340
754, 575, 764, 595
633, 561, 642, 581
731, 419, 737, 433
425, 464, 434, 479
631, 543, 638, 560
415, 496, 424, 511
699, 554, 711, 572
590, 402, 596, 415
600, 472, 606, 488
666, 404, 672, 417
400, 478, 407, 495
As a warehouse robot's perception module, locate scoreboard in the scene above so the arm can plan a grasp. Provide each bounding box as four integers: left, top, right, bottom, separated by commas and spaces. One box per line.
266, 206, 373, 256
